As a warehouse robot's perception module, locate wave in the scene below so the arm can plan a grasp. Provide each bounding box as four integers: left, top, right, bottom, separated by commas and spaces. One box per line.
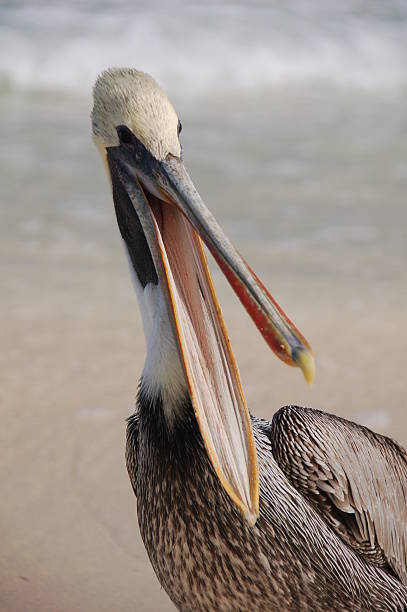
1, 1, 407, 97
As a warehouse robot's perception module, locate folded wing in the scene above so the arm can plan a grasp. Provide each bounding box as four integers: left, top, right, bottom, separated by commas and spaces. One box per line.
270, 405, 407, 584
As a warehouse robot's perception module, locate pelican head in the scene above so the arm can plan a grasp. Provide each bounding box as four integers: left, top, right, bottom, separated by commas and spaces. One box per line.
92, 67, 314, 524
92, 68, 180, 159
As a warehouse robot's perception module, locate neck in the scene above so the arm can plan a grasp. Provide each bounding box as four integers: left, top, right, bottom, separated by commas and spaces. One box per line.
124, 241, 189, 425
139, 282, 188, 414
136, 385, 199, 445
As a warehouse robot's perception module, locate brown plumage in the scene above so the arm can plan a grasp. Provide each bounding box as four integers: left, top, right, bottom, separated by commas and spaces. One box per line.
126, 392, 407, 611
271, 405, 407, 584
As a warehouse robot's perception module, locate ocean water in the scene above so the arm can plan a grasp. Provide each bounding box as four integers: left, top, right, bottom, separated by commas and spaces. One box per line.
2, 0, 407, 302
2, 0, 407, 95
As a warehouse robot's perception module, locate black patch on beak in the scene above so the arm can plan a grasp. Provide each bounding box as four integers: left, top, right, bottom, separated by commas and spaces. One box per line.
107, 148, 158, 288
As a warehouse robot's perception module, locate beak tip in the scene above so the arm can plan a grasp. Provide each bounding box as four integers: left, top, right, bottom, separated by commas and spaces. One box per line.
293, 348, 315, 386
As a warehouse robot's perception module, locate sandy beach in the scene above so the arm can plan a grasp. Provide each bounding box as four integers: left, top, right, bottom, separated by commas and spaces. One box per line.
2, 2, 407, 610
1, 294, 407, 612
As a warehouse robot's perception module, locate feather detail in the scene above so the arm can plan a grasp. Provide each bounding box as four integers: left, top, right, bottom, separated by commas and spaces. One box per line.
271, 405, 407, 584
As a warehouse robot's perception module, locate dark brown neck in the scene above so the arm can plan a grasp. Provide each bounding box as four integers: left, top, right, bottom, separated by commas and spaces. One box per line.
136, 383, 204, 457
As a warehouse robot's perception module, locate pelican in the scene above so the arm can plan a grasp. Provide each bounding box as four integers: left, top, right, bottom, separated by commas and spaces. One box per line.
92, 68, 407, 611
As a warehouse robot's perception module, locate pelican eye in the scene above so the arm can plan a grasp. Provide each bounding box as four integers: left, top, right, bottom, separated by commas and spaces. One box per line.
117, 125, 133, 145
177, 120, 182, 136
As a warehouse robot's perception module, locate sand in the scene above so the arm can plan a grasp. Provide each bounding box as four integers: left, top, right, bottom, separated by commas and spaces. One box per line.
1, 285, 406, 611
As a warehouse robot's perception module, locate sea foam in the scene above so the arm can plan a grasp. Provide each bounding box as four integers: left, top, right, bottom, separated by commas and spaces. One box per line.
1, 1, 407, 98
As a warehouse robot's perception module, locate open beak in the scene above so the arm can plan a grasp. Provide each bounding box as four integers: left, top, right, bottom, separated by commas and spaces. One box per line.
106, 141, 314, 525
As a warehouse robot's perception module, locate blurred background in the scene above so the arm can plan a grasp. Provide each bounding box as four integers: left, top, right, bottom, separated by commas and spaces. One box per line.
1, 1, 407, 611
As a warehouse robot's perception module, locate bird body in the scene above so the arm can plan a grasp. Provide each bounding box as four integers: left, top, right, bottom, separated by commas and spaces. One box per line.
92, 67, 407, 611
127, 396, 407, 611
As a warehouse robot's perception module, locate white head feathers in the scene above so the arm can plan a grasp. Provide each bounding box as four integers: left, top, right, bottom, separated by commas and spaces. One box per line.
92, 67, 181, 161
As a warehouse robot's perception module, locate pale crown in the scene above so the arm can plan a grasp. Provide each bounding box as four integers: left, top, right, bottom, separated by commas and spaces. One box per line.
92, 68, 181, 161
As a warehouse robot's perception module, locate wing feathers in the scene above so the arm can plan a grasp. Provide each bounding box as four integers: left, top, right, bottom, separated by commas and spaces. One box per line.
271, 405, 407, 584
